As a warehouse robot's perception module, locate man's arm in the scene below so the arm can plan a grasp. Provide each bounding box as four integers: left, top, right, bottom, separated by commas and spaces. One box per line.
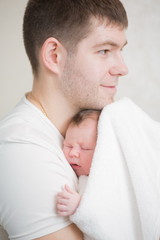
35, 223, 83, 240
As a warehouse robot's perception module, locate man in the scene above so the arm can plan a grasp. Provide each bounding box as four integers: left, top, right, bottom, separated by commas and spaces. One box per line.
0, 0, 128, 239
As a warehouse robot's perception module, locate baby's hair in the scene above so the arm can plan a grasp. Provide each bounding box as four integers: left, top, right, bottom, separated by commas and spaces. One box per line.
71, 109, 101, 126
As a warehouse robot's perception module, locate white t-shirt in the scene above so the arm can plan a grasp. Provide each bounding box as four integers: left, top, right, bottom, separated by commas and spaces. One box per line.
0, 96, 78, 240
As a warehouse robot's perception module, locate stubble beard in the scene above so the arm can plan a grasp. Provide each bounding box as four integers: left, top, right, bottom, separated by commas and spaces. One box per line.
60, 56, 115, 110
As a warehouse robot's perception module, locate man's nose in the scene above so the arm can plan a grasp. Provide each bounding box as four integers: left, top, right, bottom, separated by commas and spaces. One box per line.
69, 147, 80, 158
109, 55, 128, 76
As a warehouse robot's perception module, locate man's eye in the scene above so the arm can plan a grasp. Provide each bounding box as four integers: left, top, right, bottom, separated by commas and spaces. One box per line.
98, 49, 109, 55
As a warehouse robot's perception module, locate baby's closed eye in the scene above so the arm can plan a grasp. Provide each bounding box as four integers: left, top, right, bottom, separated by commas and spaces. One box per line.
81, 147, 94, 151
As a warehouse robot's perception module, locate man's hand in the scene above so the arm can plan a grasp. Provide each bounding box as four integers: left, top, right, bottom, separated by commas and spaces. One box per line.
57, 185, 81, 216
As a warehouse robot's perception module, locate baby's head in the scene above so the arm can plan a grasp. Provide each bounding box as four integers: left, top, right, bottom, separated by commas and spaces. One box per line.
63, 109, 101, 176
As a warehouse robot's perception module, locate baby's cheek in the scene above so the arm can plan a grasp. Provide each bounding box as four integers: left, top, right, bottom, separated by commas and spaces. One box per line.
63, 149, 69, 160
85, 153, 93, 166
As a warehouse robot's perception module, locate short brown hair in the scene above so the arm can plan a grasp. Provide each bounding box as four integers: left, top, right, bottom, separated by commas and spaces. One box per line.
23, 0, 128, 75
70, 109, 101, 126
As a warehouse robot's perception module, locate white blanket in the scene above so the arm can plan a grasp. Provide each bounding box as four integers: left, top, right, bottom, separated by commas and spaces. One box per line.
71, 98, 160, 240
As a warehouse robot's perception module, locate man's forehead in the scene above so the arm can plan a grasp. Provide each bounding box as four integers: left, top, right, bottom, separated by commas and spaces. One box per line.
89, 16, 125, 31
86, 18, 127, 46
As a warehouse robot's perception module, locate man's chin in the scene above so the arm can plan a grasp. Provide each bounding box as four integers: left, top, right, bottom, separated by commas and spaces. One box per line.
101, 96, 114, 108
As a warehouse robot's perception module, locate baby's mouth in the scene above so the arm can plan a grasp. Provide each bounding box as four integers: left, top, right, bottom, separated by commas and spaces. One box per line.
70, 163, 81, 169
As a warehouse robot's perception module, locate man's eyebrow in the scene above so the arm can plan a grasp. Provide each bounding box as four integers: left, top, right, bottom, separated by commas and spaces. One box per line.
93, 40, 128, 49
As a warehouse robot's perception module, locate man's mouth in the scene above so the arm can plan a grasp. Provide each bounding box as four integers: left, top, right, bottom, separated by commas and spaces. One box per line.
100, 84, 117, 93
100, 84, 116, 88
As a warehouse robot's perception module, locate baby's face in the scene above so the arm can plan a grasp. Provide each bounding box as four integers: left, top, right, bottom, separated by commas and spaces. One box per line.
63, 118, 97, 176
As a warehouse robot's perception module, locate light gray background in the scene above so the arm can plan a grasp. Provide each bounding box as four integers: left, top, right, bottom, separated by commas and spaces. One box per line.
0, 0, 160, 121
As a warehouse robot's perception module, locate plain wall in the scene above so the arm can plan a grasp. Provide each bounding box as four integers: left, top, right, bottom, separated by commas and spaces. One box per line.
0, 0, 160, 121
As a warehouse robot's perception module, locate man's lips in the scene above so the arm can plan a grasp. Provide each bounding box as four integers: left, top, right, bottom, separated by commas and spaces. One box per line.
100, 84, 116, 88
100, 84, 117, 93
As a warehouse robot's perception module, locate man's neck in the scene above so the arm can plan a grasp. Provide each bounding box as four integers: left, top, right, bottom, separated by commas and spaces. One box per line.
29, 79, 79, 137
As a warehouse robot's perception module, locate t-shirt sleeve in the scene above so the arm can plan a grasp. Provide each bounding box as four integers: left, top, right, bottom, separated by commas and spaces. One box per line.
0, 142, 77, 240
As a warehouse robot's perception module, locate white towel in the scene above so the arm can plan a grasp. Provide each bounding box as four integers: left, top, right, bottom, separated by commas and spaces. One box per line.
71, 98, 160, 240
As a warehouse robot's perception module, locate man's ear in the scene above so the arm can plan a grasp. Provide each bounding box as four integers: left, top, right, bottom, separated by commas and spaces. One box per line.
40, 37, 66, 74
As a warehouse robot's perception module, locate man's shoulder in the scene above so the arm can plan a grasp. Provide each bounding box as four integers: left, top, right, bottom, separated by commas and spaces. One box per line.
0, 97, 63, 151
0, 96, 36, 129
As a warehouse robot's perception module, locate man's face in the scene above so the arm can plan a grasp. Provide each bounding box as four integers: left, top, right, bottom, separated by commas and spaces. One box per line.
63, 119, 97, 176
60, 19, 128, 110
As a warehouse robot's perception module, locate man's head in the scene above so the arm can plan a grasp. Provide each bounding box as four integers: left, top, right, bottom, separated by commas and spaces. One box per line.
23, 0, 128, 75
63, 110, 101, 176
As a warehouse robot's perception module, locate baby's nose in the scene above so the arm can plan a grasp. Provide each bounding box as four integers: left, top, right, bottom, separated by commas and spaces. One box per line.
69, 147, 80, 158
